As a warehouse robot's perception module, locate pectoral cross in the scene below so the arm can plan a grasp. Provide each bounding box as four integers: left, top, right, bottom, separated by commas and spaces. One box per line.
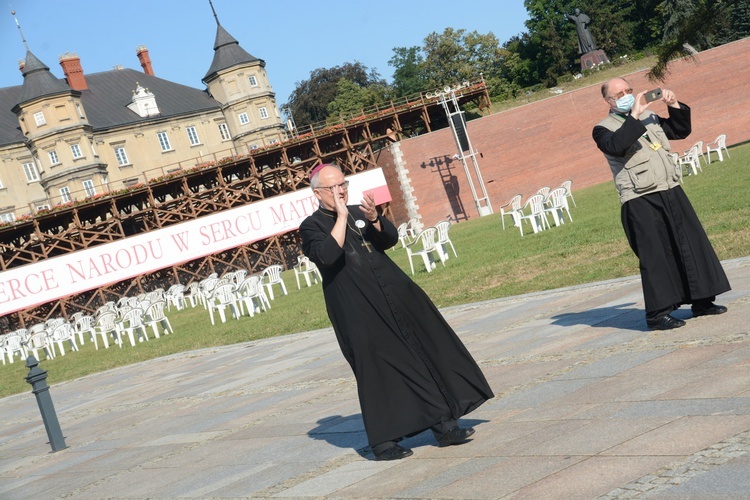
361, 240, 373, 253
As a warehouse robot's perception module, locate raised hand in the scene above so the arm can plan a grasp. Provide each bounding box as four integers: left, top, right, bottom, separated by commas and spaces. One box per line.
359, 192, 378, 222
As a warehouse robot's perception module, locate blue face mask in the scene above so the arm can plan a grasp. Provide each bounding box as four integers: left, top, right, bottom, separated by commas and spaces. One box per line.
614, 93, 635, 113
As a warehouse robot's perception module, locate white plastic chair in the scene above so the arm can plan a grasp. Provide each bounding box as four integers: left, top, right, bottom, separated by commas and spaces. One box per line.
293, 256, 321, 289
396, 222, 415, 249
116, 308, 149, 347
499, 194, 523, 230
185, 282, 202, 308
261, 265, 288, 300
198, 277, 219, 308
543, 187, 572, 226
165, 284, 186, 311
560, 180, 576, 207
705, 134, 730, 163
235, 276, 269, 317
143, 300, 173, 338
74, 315, 99, 349
232, 269, 247, 285
47, 322, 79, 357
690, 140, 707, 165
535, 186, 550, 198
207, 283, 242, 325
679, 145, 702, 176
3, 334, 27, 363
435, 220, 457, 260
518, 194, 550, 236
405, 227, 445, 275
95, 311, 118, 348
25, 331, 55, 360
406, 218, 421, 239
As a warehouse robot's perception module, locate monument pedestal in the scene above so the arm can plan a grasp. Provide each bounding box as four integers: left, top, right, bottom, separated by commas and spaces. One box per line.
580, 50, 610, 70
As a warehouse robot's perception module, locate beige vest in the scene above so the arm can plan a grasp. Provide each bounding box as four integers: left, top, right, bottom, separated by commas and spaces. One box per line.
598, 110, 681, 204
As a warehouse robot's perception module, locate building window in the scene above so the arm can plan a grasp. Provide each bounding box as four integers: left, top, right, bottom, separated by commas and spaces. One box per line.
36, 203, 50, 211
186, 126, 200, 145
34, 111, 46, 126
219, 123, 231, 141
0, 177, 4, 188
60, 186, 71, 203
259, 107, 269, 119
157, 131, 172, 151
248, 75, 258, 86
238, 112, 249, 125
23, 162, 40, 182
75, 103, 85, 118
269, 139, 279, 145
114, 146, 130, 166
48, 150, 60, 165
0, 212, 16, 223
71, 144, 83, 158
83, 179, 96, 197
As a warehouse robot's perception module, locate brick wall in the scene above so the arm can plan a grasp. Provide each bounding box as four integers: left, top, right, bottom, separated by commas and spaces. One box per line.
387, 37, 750, 226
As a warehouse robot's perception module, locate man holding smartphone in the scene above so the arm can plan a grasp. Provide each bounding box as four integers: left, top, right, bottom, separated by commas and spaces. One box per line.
592, 77, 730, 330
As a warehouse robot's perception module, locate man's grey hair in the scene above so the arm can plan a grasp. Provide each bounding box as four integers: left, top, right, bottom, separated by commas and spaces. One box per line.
310, 163, 342, 190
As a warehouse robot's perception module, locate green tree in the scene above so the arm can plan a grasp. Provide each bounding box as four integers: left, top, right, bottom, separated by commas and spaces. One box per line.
649, 0, 739, 80
325, 79, 391, 121
389, 46, 427, 98
282, 62, 386, 127
420, 28, 505, 89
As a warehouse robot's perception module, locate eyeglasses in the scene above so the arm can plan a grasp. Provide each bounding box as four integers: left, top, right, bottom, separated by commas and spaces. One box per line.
316, 181, 349, 192
607, 88, 633, 101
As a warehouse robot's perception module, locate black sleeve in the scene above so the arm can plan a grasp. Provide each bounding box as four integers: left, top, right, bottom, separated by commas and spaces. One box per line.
659, 102, 691, 140
592, 115, 647, 157
299, 217, 344, 269
364, 213, 399, 251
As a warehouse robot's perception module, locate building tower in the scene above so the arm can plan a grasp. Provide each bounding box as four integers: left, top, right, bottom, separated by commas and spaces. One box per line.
202, 1, 286, 151
11, 51, 106, 207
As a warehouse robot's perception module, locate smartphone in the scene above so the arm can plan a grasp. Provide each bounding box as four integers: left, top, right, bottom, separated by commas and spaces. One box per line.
645, 88, 663, 103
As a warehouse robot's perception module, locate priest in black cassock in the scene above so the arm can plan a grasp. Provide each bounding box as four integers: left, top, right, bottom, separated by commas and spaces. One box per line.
299, 164, 493, 461
593, 77, 730, 331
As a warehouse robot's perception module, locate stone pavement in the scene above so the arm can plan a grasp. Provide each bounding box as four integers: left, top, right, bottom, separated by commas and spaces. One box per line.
2, 258, 750, 499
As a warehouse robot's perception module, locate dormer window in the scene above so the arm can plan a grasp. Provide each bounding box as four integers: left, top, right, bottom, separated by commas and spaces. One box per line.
127, 82, 161, 118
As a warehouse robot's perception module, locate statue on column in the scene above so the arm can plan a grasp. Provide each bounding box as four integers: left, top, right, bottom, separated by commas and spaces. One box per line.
566, 8, 610, 70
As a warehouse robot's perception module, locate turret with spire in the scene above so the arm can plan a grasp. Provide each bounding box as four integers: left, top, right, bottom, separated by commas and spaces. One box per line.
201, 0, 286, 148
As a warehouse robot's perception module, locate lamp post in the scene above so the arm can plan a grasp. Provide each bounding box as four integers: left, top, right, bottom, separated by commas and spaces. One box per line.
429, 81, 493, 217
25, 355, 68, 452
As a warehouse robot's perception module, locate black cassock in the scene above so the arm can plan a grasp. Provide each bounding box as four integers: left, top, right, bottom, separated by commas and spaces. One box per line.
300, 206, 493, 446
593, 105, 730, 316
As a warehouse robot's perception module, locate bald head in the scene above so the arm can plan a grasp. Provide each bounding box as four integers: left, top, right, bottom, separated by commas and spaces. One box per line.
310, 164, 342, 189
601, 77, 629, 99
311, 164, 347, 210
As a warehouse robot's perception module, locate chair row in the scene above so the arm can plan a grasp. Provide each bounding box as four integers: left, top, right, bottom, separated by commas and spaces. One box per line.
676, 134, 731, 178
499, 181, 576, 236
1, 298, 175, 364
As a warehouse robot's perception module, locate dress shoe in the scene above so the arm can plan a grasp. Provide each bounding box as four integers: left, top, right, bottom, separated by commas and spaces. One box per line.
647, 314, 686, 331
436, 426, 475, 447
373, 443, 413, 461
691, 304, 728, 317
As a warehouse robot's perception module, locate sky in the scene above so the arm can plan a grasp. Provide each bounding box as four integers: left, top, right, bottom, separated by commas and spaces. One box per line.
0, 0, 530, 111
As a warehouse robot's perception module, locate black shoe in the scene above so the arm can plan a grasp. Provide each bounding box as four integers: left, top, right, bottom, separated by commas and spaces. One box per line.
692, 304, 728, 317
373, 443, 413, 461
436, 426, 475, 447
647, 314, 686, 331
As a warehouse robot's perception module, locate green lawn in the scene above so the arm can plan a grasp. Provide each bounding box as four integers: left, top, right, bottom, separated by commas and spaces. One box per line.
2, 143, 748, 398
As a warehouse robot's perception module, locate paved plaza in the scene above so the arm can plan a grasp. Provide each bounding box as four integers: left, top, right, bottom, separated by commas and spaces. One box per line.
2, 257, 750, 499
